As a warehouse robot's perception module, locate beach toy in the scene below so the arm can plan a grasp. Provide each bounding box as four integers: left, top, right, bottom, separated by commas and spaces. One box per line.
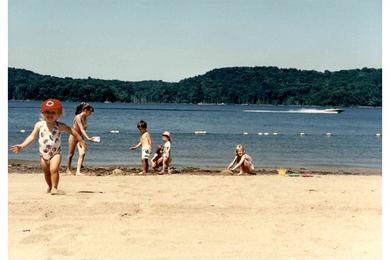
243, 132, 248, 135
20, 129, 26, 133
258, 132, 263, 135
277, 168, 287, 176
110, 130, 119, 133
91, 136, 101, 143
288, 173, 300, 177
264, 132, 269, 136
194, 130, 207, 135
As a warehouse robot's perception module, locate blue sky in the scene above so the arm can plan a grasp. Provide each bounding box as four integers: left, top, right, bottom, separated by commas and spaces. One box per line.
9, 0, 381, 81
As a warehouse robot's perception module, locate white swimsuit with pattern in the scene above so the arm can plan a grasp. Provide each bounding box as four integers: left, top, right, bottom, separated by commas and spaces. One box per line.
38, 121, 62, 160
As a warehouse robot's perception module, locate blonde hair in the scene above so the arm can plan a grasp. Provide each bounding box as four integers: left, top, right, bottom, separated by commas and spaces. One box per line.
235, 144, 246, 154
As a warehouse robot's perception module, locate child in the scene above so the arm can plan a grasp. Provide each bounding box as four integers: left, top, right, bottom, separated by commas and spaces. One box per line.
159, 131, 172, 175
151, 145, 163, 170
66, 102, 97, 176
130, 120, 152, 175
10, 99, 87, 195
227, 144, 254, 175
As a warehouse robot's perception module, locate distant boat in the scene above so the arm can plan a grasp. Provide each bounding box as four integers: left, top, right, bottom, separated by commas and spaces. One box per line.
104, 100, 112, 104
197, 103, 215, 106
194, 130, 207, 135
323, 108, 344, 114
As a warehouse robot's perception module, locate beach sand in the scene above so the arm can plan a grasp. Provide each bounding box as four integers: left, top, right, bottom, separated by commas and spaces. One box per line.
9, 173, 381, 259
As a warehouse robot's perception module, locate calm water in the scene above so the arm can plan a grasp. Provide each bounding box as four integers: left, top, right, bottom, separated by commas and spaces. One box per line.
8, 101, 382, 169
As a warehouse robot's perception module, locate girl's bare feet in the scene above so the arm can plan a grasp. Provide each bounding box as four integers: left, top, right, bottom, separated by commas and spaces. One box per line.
65, 169, 74, 176
138, 171, 146, 175
75, 172, 85, 176
46, 187, 52, 194
51, 188, 58, 195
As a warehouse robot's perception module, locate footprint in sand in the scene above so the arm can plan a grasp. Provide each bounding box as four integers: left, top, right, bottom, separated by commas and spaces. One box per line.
48, 247, 74, 256
37, 224, 73, 232
42, 210, 56, 219
21, 234, 50, 244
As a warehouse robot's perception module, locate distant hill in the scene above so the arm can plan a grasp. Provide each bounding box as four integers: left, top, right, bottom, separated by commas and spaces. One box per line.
8, 66, 381, 106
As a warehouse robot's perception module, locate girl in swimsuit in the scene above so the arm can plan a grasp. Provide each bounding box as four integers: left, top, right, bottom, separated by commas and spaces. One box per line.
227, 144, 255, 175
66, 102, 97, 176
10, 99, 87, 195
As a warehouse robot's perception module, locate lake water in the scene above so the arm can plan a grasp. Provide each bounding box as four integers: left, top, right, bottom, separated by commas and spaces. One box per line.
8, 101, 382, 169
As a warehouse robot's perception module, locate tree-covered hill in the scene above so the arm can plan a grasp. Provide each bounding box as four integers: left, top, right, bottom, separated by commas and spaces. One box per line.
8, 66, 381, 106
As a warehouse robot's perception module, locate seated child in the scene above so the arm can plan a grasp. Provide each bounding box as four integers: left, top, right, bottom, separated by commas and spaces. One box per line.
226, 144, 254, 175
151, 145, 163, 170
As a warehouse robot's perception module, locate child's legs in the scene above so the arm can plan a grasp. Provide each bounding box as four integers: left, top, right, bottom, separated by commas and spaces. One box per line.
142, 159, 149, 172
49, 154, 61, 189
162, 157, 171, 172
76, 142, 86, 174
40, 157, 52, 188
241, 160, 252, 174
67, 135, 77, 171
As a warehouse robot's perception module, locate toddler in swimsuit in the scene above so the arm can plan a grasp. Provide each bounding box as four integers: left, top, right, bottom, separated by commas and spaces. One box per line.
11, 99, 87, 195
227, 144, 255, 175
130, 120, 152, 175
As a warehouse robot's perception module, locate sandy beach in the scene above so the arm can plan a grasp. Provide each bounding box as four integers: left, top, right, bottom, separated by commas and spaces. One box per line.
9, 173, 381, 259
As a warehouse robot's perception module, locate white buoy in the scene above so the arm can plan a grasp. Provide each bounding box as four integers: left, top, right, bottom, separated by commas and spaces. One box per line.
299, 132, 305, 136
376, 133, 381, 137
194, 130, 207, 135
258, 132, 263, 135
20, 129, 26, 133
243, 132, 249, 135
264, 132, 269, 136
110, 130, 120, 133
325, 132, 332, 136
273, 132, 278, 136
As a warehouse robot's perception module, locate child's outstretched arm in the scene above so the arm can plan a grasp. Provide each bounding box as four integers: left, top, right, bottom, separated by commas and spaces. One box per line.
130, 142, 141, 150
10, 122, 40, 153
227, 156, 238, 170
74, 116, 93, 142
59, 123, 88, 150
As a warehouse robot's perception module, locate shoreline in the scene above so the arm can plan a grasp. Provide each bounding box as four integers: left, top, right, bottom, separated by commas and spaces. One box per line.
8, 159, 381, 176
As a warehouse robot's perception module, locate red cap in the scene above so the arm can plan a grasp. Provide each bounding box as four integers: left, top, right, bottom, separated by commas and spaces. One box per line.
41, 99, 63, 112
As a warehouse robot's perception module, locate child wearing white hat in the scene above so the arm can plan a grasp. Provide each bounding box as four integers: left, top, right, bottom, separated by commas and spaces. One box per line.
159, 131, 172, 174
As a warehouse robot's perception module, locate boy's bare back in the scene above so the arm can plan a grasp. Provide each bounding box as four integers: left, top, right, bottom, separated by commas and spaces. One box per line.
140, 131, 152, 148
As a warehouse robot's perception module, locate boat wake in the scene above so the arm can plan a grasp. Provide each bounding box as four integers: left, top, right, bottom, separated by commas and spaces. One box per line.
244, 108, 343, 114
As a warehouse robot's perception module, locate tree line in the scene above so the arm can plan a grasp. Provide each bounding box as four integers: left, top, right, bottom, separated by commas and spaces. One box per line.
8, 66, 382, 106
